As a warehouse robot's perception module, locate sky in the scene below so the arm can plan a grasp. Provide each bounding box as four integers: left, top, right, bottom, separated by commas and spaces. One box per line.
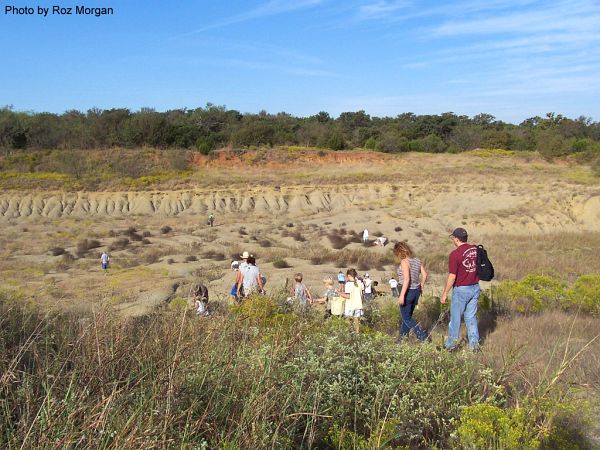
1, 0, 600, 123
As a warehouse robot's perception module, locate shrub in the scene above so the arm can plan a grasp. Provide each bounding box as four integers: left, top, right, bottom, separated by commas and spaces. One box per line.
203, 250, 226, 261
185, 255, 198, 262
357, 260, 370, 271
310, 255, 325, 265
568, 275, 600, 315
167, 258, 175, 265
108, 238, 129, 251
142, 231, 151, 237
142, 238, 151, 245
394, 226, 403, 232
496, 275, 568, 313
238, 228, 248, 236
494, 273, 600, 316
125, 227, 143, 241
272, 258, 290, 269
259, 239, 272, 248
143, 250, 162, 264
76, 239, 101, 257
50, 246, 66, 256
283, 230, 306, 242
328, 233, 348, 249
456, 404, 539, 449
160, 225, 172, 234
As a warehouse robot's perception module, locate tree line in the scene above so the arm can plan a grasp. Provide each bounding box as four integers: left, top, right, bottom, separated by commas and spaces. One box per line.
1, 105, 600, 159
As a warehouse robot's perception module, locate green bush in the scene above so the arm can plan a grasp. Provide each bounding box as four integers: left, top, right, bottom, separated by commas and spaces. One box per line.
495, 274, 600, 315
568, 275, 600, 315
456, 404, 540, 449
272, 258, 290, 269
495, 274, 568, 313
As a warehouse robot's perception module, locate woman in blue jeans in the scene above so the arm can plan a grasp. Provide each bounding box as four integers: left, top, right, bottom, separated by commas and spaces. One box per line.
394, 241, 429, 341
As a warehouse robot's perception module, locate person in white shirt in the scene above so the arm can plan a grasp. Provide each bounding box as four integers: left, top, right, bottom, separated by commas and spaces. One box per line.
363, 274, 373, 301
100, 251, 110, 274
362, 229, 369, 243
341, 268, 364, 333
389, 277, 399, 298
237, 256, 264, 298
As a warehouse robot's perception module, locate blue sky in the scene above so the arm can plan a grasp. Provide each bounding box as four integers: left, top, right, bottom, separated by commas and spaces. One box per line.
1, 0, 599, 123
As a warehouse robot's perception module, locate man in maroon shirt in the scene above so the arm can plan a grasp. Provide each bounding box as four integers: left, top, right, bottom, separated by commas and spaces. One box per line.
440, 227, 480, 351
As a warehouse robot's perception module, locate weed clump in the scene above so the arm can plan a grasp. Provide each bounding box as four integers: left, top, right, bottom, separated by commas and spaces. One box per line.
273, 258, 291, 269
108, 238, 129, 251
76, 238, 101, 257
202, 250, 226, 261
160, 225, 172, 234
50, 246, 66, 256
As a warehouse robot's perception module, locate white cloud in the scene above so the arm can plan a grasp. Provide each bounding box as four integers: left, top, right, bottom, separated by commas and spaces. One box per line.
356, 1, 410, 20
192, 0, 325, 33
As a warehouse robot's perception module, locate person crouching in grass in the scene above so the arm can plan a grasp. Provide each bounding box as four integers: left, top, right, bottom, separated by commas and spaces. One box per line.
341, 268, 364, 333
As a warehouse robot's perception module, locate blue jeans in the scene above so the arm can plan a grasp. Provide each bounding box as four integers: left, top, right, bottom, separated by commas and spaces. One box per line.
399, 288, 428, 341
446, 284, 481, 350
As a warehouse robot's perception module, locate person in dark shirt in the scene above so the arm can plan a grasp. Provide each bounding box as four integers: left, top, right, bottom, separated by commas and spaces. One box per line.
440, 228, 480, 351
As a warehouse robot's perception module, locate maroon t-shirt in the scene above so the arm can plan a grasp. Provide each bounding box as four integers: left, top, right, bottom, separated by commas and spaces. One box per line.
448, 243, 479, 286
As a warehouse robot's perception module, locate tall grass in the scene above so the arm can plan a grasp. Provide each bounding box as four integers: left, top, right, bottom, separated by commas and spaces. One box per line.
1, 289, 596, 448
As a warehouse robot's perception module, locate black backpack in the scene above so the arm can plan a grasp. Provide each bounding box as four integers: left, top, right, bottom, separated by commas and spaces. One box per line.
476, 245, 494, 281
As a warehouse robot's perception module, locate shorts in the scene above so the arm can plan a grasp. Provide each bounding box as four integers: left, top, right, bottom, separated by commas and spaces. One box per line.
344, 308, 363, 318
102, 263, 108, 270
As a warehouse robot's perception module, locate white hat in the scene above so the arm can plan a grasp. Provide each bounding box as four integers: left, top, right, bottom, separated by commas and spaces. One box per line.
240, 251, 250, 259
365, 273, 370, 278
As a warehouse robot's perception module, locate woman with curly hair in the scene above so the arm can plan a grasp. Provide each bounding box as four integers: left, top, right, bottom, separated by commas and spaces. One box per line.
393, 241, 428, 342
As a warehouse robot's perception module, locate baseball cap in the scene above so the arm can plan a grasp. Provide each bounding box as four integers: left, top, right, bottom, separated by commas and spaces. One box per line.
450, 228, 468, 239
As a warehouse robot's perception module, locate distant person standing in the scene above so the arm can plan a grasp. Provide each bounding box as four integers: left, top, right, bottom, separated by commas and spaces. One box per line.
363, 274, 373, 301
362, 228, 369, 243
341, 268, 364, 333
292, 273, 313, 310
440, 228, 480, 351
100, 251, 110, 274
237, 256, 263, 298
389, 277, 399, 298
337, 271, 345, 287
208, 213, 215, 227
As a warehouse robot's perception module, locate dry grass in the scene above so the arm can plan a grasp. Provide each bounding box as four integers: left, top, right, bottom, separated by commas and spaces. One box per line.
481, 311, 600, 393
423, 232, 600, 281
